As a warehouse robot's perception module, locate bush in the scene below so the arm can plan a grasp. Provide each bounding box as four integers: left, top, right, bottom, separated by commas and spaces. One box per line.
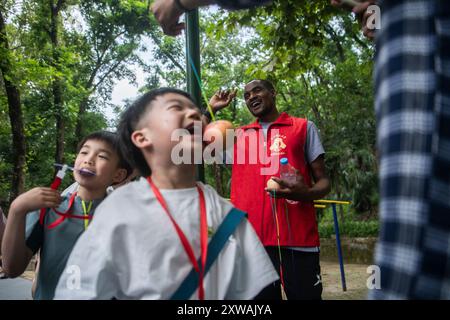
319, 220, 379, 238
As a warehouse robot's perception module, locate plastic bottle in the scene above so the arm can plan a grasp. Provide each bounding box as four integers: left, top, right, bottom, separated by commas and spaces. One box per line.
279, 158, 298, 184
279, 158, 299, 205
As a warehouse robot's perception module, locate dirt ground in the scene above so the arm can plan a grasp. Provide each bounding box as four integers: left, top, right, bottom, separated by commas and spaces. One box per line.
321, 261, 369, 300
18, 260, 370, 300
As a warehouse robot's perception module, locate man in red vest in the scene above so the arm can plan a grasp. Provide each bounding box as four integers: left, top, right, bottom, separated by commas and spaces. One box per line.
227, 79, 331, 300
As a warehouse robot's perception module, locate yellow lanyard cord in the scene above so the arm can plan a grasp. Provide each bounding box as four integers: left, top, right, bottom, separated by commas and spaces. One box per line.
81, 200, 93, 230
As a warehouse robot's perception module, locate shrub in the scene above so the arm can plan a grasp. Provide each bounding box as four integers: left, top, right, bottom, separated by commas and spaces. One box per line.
319, 220, 379, 238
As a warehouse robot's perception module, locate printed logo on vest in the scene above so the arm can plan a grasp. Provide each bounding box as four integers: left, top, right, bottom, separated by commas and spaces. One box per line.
269, 134, 287, 155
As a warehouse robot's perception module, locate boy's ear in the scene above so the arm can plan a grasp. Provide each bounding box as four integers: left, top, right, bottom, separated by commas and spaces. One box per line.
112, 168, 128, 185
131, 128, 152, 149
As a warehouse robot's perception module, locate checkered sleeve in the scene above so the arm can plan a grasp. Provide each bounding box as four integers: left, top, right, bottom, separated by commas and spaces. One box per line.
369, 0, 450, 299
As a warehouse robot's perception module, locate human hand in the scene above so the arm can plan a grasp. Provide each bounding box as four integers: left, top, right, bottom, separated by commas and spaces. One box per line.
10, 187, 62, 215
151, 0, 186, 36
331, 0, 359, 10
209, 89, 237, 113
265, 176, 311, 201
353, 1, 377, 40
331, 0, 377, 40
331, 0, 367, 9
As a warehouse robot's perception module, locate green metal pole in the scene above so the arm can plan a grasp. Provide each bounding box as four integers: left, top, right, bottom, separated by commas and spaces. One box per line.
185, 9, 204, 182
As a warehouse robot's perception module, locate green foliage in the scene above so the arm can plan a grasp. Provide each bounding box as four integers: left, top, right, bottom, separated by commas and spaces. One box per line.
201, 5, 377, 216
319, 220, 379, 238
136, 4, 378, 217
1, 1, 379, 226
0, 0, 153, 207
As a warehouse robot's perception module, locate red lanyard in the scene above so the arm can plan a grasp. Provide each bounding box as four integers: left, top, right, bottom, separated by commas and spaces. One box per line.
44, 192, 92, 229
147, 176, 208, 300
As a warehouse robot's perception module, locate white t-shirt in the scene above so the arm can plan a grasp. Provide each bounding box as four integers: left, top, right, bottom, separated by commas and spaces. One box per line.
54, 178, 278, 300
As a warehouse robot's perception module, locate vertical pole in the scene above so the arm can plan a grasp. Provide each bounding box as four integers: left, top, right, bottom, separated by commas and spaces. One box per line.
332, 203, 347, 291
185, 9, 204, 182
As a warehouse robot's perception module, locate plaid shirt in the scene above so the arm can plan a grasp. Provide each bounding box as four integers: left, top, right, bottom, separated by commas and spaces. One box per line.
215, 0, 272, 10
370, 0, 450, 299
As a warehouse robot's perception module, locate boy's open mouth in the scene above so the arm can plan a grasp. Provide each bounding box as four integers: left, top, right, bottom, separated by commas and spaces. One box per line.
186, 126, 195, 135
184, 123, 199, 136
78, 168, 96, 177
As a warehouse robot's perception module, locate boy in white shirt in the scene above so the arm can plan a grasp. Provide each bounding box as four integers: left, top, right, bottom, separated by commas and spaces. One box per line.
55, 88, 278, 300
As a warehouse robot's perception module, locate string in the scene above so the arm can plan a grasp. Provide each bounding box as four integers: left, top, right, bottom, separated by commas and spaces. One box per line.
186, 50, 216, 122
271, 190, 288, 300
284, 201, 293, 243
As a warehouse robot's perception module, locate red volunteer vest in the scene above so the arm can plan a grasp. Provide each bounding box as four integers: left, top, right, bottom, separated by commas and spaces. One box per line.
231, 112, 320, 247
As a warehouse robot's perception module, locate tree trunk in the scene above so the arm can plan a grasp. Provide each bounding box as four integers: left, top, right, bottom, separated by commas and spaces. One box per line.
50, 0, 65, 164
75, 97, 88, 143
301, 74, 323, 126
0, 10, 26, 203
323, 23, 345, 63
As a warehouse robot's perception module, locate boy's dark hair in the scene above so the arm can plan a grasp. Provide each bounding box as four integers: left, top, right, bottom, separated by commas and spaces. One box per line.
77, 131, 132, 178
117, 88, 195, 177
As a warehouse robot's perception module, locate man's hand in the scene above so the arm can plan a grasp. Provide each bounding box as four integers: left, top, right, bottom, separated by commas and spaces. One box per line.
266, 155, 331, 202
10, 187, 62, 216
331, 0, 377, 40
151, 0, 186, 36
209, 89, 237, 113
151, 0, 216, 36
265, 176, 311, 201
353, 1, 377, 39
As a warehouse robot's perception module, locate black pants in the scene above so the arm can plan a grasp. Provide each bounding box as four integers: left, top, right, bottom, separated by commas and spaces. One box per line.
254, 247, 323, 300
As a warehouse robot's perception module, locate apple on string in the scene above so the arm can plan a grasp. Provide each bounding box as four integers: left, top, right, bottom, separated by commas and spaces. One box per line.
266, 178, 281, 191
203, 119, 234, 151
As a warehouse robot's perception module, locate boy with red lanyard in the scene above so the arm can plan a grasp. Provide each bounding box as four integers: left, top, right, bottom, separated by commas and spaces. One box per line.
54, 88, 278, 299
1, 131, 131, 299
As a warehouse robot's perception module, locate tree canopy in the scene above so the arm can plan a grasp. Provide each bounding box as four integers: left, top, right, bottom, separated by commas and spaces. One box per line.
0, 0, 377, 217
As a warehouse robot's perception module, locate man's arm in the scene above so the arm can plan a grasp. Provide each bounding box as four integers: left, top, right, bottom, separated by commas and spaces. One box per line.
202, 89, 237, 125
331, 0, 378, 40
306, 155, 332, 200
151, 0, 214, 36
151, 0, 272, 36
214, 0, 272, 10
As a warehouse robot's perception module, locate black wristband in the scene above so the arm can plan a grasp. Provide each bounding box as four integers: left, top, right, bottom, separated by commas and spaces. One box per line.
174, 0, 192, 12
